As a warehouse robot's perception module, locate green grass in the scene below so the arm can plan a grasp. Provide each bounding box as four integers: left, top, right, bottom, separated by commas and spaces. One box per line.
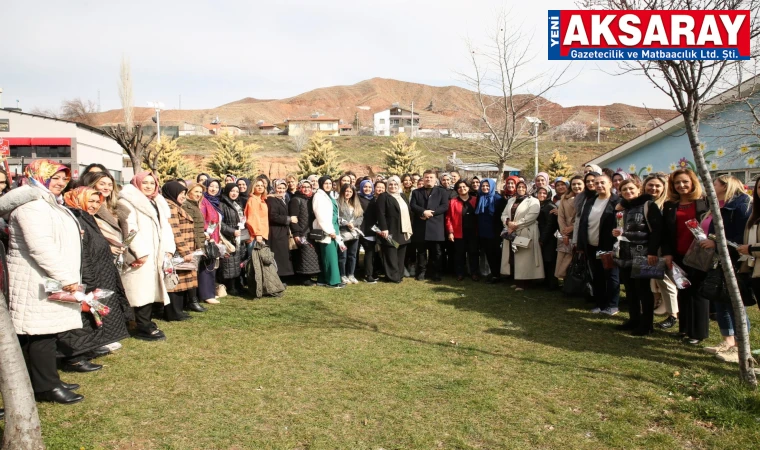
177, 135, 620, 174
4, 279, 760, 449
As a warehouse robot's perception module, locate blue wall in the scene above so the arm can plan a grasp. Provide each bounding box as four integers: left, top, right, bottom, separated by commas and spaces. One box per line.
599, 93, 760, 179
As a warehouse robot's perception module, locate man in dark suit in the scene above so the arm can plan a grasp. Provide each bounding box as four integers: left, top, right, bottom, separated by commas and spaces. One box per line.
410, 170, 450, 281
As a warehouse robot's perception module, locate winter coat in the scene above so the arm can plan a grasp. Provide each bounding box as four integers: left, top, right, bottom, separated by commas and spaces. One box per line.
245, 193, 269, 242
555, 195, 577, 278
199, 197, 221, 243
538, 201, 558, 263
445, 196, 478, 239
266, 195, 294, 277
409, 186, 450, 242
167, 200, 198, 292
0, 185, 83, 335
312, 189, 341, 245
708, 193, 751, 245
57, 209, 131, 357
182, 199, 207, 252
577, 193, 621, 252
475, 194, 505, 240
246, 244, 286, 298
117, 184, 176, 307
94, 204, 124, 255
375, 193, 412, 247
661, 198, 710, 257
614, 194, 664, 268
741, 222, 760, 278
219, 196, 245, 279
358, 196, 378, 238
500, 196, 544, 280
288, 193, 320, 275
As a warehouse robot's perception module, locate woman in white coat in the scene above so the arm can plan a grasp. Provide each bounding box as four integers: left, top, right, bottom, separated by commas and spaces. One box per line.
117, 171, 176, 341
0, 160, 84, 404
500, 180, 544, 290
312, 176, 345, 288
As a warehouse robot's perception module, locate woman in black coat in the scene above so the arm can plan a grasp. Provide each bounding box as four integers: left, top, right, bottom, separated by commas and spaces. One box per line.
58, 187, 132, 372
358, 179, 379, 283
376, 176, 413, 283
536, 187, 559, 290
289, 180, 320, 285
267, 179, 294, 278
219, 183, 246, 295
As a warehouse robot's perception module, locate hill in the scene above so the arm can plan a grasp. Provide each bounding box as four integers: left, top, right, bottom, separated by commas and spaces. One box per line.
89, 78, 677, 130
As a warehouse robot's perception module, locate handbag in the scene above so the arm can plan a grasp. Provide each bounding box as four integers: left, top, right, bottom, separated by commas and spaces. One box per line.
563, 253, 593, 297
288, 230, 298, 251
599, 251, 615, 270
700, 263, 757, 306
308, 229, 327, 241
555, 230, 572, 254
683, 239, 714, 272
512, 236, 531, 248
204, 239, 221, 262
219, 234, 236, 254
630, 256, 667, 280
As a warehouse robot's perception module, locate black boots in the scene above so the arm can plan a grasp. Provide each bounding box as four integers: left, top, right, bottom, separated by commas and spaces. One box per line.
186, 296, 207, 313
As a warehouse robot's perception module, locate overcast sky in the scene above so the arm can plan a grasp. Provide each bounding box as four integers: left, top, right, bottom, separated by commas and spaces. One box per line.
2, 0, 676, 113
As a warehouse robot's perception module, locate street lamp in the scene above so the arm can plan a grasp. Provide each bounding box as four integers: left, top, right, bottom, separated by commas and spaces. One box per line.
147, 101, 165, 143
525, 116, 541, 177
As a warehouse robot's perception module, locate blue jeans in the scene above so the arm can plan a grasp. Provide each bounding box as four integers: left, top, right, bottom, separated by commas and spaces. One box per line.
714, 301, 751, 337
338, 239, 360, 277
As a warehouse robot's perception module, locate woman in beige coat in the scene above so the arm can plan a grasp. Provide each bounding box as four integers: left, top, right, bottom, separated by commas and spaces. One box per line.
500, 181, 544, 289
555, 176, 584, 278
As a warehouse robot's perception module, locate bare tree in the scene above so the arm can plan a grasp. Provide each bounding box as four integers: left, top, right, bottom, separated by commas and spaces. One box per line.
290, 133, 309, 153
29, 97, 98, 127
552, 120, 589, 141
103, 57, 156, 171
456, 11, 571, 174
581, 0, 760, 386
0, 290, 45, 449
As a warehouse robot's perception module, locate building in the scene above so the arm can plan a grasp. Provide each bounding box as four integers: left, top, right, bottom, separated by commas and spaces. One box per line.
256, 121, 283, 135
586, 76, 760, 184
204, 123, 244, 136
447, 152, 520, 179
374, 106, 420, 136
0, 109, 125, 183
286, 117, 340, 136
339, 123, 355, 136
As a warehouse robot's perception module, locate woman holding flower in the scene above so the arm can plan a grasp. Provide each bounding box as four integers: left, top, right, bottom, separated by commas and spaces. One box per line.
199, 178, 222, 303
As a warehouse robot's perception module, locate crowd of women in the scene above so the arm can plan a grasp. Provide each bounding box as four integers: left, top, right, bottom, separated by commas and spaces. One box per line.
0, 158, 757, 409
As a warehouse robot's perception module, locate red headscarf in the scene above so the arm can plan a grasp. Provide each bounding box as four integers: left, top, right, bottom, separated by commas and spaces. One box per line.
131, 171, 159, 200
503, 175, 520, 197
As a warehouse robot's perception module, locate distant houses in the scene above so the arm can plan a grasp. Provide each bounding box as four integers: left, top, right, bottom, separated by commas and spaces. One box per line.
374, 105, 420, 136
285, 116, 340, 136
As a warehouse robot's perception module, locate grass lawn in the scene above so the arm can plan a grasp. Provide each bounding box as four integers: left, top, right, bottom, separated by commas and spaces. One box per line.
4, 279, 760, 449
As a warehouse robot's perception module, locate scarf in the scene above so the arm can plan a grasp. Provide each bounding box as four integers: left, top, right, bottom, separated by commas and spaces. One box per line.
318, 175, 332, 194
237, 178, 251, 206
514, 181, 529, 203
203, 179, 223, 213
390, 190, 413, 240
196, 173, 210, 183
25, 159, 71, 189
131, 171, 159, 200
358, 180, 374, 200
161, 181, 187, 206
576, 172, 600, 211
535, 172, 550, 187
475, 178, 497, 215
503, 175, 520, 197
615, 170, 630, 181
225, 173, 237, 183
585, 164, 602, 174
63, 186, 102, 212
297, 180, 314, 198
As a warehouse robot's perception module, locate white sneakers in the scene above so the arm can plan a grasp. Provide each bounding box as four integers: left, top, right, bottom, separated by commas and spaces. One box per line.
348, 275, 359, 284
704, 341, 733, 355
204, 298, 220, 304
103, 342, 122, 352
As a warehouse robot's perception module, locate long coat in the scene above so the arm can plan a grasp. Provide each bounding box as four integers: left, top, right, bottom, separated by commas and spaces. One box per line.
245, 193, 269, 242
57, 209, 131, 357
500, 196, 544, 280
409, 186, 449, 242
538, 201, 558, 263
375, 193, 412, 247
117, 184, 176, 307
289, 193, 320, 275
166, 200, 198, 292
182, 199, 207, 252
312, 189, 340, 245
555, 196, 576, 278
0, 186, 83, 335
219, 196, 245, 279
267, 195, 294, 277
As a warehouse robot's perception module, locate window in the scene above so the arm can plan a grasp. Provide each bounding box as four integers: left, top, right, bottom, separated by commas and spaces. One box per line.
35, 146, 71, 158
391, 119, 400, 125
10, 146, 32, 158
379, 119, 386, 125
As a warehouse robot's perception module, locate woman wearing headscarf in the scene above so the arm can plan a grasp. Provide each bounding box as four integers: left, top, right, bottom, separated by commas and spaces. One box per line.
584, 164, 602, 175
536, 186, 559, 290
181, 182, 208, 312
612, 170, 629, 193
0, 160, 84, 403
117, 171, 175, 341
500, 180, 544, 290
224, 173, 237, 186
267, 179, 295, 278
555, 175, 584, 279
476, 178, 505, 284
376, 175, 413, 283
502, 175, 520, 203
572, 171, 599, 246
289, 180, 320, 285
446, 180, 479, 281
357, 179, 379, 283
532, 172, 555, 199
312, 176, 344, 288
57, 187, 132, 372
199, 178, 222, 303
160, 181, 198, 321
236, 178, 251, 208
196, 173, 210, 185
218, 183, 246, 295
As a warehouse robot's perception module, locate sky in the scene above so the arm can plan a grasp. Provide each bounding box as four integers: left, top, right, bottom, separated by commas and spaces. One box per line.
2, 0, 677, 113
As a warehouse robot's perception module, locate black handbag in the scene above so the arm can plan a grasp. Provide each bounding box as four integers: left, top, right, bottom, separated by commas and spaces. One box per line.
204, 239, 221, 262
563, 253, 593, 298
308, 229, 327, 241
699, 263, 756, 306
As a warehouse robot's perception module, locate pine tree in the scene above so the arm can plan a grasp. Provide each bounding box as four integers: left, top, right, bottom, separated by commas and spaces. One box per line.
296, 133, 343, 179
143, 138, 196, 183
541, 150, 574, 179
206, 132, 259, 180
382, 133, 423, 177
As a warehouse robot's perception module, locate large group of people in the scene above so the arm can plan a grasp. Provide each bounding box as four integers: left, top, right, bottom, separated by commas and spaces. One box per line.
0, 158, 757, 410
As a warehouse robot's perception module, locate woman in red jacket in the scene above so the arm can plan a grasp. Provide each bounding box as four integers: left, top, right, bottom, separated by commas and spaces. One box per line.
446, 180, 479, 281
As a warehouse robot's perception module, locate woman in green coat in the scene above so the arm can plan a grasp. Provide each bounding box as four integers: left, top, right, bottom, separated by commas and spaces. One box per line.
312, 176, 345, 288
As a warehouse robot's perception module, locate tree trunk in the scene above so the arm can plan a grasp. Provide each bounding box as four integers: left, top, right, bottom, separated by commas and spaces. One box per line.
684, 115, 757, 387
0, 292, 45, 449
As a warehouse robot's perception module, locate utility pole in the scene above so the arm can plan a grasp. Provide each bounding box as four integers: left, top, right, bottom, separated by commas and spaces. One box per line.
179, 94, 182, 110
597, 109, 601, 144
410, 101, 414, 138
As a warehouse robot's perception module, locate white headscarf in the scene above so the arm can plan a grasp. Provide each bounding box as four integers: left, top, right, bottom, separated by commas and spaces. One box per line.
387, 175, 413, 240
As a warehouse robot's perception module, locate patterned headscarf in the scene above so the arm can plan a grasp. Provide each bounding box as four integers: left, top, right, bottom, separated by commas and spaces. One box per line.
297, 179, 313, 198
63, 186, 103, 212
131, 171, 159, 200
25, 159, 70, 189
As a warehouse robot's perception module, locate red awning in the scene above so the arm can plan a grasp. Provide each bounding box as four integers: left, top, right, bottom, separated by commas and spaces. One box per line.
6, 138, 71, 146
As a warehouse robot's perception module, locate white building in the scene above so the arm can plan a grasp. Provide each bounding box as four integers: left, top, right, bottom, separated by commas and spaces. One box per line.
0, 109, 125, 183
374, 106, 420, 136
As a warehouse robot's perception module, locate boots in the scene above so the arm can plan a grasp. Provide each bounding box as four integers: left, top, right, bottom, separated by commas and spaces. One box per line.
186, 295, 207, 313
